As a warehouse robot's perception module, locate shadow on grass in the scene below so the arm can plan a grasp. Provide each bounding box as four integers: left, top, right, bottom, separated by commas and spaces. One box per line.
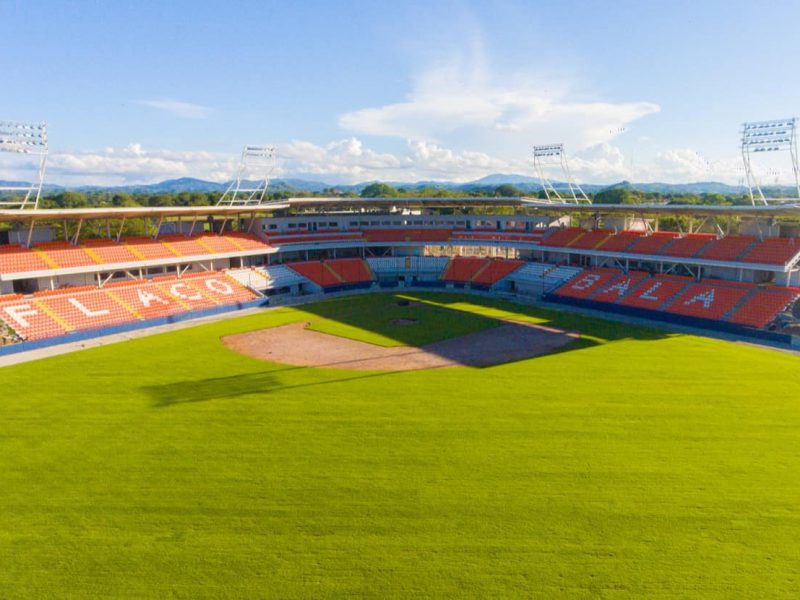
143, 367, 399, 408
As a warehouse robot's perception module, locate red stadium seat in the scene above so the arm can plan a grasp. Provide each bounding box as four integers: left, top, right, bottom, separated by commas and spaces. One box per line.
697, 236, 757, 262
618, 275, 692, 310
569, 230, 613, 250
624, 232, 681, 255
590, 271, 650, 303
551, 269, 620, 299
659, 233, 716, 258
727, 289, 800, 329
595, 231, 645, 252
542, 227, 586, 247
741, 237, 800, 266
664, 282, 750, 321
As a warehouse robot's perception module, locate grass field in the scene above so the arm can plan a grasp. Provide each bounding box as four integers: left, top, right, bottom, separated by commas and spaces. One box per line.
2, 291, 799, 598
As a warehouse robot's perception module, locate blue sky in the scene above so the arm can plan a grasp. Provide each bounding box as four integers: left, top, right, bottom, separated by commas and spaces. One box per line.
2, 0, 799, 186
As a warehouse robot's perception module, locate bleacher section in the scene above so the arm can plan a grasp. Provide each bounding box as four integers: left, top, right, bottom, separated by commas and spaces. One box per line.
441, 257, 487, 284
0, 272, 259, 341
622, 232, 681, 255
741, 237, 800, 265
541, 227, 586, 247
595, 231, 644, 252
259, 265, 310, 289
697, 236, 756, 262
660, 233, 716, 258
0, 233, 272, 275
506, 262, 582, 292
549, 267, 799, 332
367, 256, 450, 274
287, 258, 373, 289
568, 229, 613, 250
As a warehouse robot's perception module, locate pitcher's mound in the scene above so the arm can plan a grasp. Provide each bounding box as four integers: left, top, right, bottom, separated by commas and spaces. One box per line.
222, 320, 578, 371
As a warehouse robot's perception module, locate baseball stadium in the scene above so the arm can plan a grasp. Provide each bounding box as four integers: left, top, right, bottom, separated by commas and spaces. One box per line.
1, 122, 800, 598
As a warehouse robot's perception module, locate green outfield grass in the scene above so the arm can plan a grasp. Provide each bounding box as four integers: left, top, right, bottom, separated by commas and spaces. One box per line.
1, 292, 799, 598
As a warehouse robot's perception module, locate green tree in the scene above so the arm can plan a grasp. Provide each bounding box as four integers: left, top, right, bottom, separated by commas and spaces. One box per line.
494, 184, 523, 197
360, 183, 399, 198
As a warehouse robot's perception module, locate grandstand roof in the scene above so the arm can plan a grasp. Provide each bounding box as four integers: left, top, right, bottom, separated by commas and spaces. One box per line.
0, 204, 290, 223
1, 198, 800, 222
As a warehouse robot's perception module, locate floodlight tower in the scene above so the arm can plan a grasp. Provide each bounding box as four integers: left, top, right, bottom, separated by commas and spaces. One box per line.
217, 145, 277, 206
532, 143, 591, 204
740, 118, 799, 205
0, 121, 48, 209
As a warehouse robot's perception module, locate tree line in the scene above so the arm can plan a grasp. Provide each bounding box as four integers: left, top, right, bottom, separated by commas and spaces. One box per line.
20, 183, 755, 209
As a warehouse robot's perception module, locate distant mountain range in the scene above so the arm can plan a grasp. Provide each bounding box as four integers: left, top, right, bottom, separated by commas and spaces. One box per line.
0, 175, 755, 196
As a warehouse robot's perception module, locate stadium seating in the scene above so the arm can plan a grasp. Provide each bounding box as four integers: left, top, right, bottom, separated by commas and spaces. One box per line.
549, 268, 621, 299
663, 282, 751, 321
0, 244, 55, 273
226, 268, 271, 290
367, 256, 450, 276
568, 229, 613, 250
442, 257, 490, 283
624, 232, 681, 255
728, 289, 800, 329
740, 237, 800, 265
550, 266, 798, 331
159, 234, 215, 257
224, 232, 272, 251
595, 231, 645, 252
122, 237, 181, 260
0, 272, 258, 341
541, 227, 586, 247
326, 258, 373, 283
658, 233, 716, 258
472, 259, 525, 285
697, 236, 756, 262
287, 259, 373, 288
589, 271, 650, 303
35, 241, 101, 268
259, 264, 310, 289
617, 275, 693, 310
81, 239, 143, 264
193, 234, 244, 254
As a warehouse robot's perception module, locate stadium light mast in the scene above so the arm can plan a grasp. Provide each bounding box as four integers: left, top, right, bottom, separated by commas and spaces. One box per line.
217, 145, 277, 207
740, 118, 800, 206
0, 121, 48, 209
532, 143, 591, 204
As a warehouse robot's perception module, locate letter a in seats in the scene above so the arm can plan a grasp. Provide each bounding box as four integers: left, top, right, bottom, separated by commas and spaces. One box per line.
605, 277, 634, 297
683, 289, 715, 309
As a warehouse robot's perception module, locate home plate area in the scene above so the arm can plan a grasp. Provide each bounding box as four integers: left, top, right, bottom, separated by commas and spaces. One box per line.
222, 320, 579, 371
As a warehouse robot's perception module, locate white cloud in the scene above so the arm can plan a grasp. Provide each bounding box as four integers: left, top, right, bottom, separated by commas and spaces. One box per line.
135, 99, 213, 119
0, 139, 760, 187
339, 54, 660, 159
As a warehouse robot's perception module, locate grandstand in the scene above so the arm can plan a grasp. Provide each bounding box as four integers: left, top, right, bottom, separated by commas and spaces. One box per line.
0, 192, 799, 352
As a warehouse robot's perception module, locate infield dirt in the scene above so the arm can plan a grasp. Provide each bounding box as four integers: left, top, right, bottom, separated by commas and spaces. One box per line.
222, 320, 578, 370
